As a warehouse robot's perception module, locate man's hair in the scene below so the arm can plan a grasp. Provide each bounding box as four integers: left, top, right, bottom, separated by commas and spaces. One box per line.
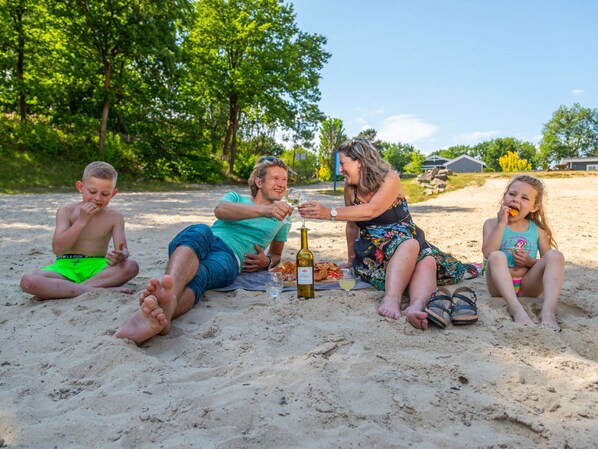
82, 161, 118, 184
248, 156, 288, 197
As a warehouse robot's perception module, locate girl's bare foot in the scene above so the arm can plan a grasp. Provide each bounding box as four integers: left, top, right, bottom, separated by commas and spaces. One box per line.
540, 312, 560, 331
509, 306, 535, 326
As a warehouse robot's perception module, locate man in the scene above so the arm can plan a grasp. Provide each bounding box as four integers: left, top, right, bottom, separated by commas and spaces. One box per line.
115, 156, 292, 344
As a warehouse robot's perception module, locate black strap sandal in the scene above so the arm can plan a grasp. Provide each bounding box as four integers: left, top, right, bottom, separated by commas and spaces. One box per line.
424, 287, 453, 329
451, 287, 478, 325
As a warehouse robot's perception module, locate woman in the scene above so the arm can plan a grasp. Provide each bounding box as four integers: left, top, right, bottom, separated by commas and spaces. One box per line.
298, 138, 468, 330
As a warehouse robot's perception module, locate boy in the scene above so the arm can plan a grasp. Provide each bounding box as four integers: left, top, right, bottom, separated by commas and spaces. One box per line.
20, 161, 139, 299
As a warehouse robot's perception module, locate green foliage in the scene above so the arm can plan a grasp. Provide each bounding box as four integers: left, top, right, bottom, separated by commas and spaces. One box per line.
473, 137, 538, 171
280, 147, 317, 182
499, 151, 532, 172
404, 151, 425, 174
381, 142, 416, 173
435, 145, 472, 160
539, 103, 598, 167
318, 117, 346, 179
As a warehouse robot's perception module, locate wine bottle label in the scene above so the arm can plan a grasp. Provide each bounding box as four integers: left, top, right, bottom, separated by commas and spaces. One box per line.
297, 267, 313, 284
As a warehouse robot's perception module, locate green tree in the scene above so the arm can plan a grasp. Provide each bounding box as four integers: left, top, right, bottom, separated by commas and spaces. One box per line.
499, 151, 532, 172
381, 142, 415, 173
473, 137, 537, 171
436, 145, 472, 160
539, 103, 598, 167
318, 117, 346, 181
404, 151, 425, 174
184, 0, 330, 172
50, 0, 192, 156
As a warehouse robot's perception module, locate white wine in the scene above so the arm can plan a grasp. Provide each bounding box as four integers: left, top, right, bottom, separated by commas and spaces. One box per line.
339, 278, 356, 292
296, 227, 315, 299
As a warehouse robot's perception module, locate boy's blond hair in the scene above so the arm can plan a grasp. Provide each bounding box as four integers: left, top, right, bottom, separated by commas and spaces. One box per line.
83, 161, 118, 184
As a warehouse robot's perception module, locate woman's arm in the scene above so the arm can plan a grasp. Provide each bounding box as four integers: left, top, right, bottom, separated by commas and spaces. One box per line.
298, 171, 404, 222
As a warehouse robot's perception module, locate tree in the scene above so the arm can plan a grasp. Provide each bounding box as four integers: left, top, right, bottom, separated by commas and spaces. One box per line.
403, 151, 425, 174
435, 145, 472, 160
473, 137, 537, 172
539, 103, 598, 167
381, 142, 415, 173
499, 151, 532, 172
50, 0, 192, 156
184, 0, 330, 172
318, 117, 346, 181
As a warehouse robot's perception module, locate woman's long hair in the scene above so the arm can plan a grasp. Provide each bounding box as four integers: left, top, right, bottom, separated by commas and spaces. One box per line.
337, 138, 390, 193
248, 156, 288, 197
503, 175, 557, 248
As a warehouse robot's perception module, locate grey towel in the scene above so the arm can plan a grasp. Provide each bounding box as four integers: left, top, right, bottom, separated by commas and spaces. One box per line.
211, 271, 372, 292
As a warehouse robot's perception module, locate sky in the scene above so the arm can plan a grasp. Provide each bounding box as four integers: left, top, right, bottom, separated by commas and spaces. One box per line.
289, 0, 598, 154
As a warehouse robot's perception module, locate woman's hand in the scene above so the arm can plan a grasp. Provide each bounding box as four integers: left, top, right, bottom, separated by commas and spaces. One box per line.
298, 200, 328, 220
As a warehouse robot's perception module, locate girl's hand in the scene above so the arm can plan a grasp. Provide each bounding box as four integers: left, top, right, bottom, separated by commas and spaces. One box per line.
512, 249, 534, 268
497, 204, 510, 225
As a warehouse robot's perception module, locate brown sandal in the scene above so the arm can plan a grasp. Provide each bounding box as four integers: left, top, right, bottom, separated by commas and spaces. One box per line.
424, 287, 453, 329
451, 287, 478, 325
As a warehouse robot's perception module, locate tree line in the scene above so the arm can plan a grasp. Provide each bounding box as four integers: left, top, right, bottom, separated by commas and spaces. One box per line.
1, 0, 597, 183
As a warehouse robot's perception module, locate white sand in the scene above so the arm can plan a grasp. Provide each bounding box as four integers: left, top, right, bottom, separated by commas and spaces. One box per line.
1, 176, 597, 448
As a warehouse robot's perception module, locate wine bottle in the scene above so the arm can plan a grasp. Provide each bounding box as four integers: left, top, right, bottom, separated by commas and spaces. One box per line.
296, 227, 315, 299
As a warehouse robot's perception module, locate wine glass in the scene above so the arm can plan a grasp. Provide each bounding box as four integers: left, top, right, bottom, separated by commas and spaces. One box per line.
339, 268, 356, 299
299, 192, 309, 227
283, 187, 301, 224
265, 271, 284, 300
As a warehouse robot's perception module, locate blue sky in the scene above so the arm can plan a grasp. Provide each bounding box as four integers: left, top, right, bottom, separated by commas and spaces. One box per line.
290, 0, 598, 154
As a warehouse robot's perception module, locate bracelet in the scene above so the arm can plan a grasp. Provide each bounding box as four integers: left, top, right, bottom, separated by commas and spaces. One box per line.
266, 255, 273, 269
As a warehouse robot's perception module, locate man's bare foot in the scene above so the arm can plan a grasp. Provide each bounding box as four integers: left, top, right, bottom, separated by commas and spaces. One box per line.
114, 295, 167, 344
137, 275, 177, 335
403, 304, 429, 330
540, 312, 560, 331
509, 307, 535, 326
378, 296, 402, 320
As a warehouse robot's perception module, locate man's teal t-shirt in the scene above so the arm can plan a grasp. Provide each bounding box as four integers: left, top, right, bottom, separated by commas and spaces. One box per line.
211, 191, 291, 264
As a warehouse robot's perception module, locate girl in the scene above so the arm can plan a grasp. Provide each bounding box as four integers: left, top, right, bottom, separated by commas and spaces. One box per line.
482, 175, 564, 330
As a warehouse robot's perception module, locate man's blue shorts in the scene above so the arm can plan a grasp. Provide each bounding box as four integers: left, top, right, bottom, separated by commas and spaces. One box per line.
168, 224, 239, 303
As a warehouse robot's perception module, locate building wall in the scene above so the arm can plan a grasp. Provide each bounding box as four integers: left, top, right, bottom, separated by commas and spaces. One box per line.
446, 159, 484, 173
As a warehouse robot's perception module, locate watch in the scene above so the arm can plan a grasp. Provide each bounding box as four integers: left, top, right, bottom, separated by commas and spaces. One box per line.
330, 207, 337, 221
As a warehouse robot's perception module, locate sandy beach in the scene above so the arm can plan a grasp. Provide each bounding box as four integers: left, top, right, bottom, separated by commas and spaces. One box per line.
1, 175, 597, 449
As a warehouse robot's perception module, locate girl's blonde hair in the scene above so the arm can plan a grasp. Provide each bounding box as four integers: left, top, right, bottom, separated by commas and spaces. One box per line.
337, 138, 390, 193
248, 156, 288, 197
503, 175, 557, 248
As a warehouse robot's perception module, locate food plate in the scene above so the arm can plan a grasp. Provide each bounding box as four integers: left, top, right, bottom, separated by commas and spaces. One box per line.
271, 261, 342, 286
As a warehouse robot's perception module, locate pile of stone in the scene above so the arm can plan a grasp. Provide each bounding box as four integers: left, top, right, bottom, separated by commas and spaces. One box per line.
416, 167, 453, 195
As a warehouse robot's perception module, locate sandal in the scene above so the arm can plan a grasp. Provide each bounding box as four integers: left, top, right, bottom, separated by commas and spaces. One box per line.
424, 287, 453, 329
451, 287, 478, 325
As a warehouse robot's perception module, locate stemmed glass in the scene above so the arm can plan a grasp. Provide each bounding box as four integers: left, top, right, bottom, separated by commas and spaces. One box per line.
339, 268, 356, 299
265, 271, 284, 300
283, 187, 301, 224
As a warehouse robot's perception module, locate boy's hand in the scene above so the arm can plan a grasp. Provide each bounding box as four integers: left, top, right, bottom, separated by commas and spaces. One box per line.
107, 242, 127, 266
79, 201, 101, 222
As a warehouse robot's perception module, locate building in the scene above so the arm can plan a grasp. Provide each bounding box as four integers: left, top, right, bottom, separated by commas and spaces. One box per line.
445, 154, 486, 173
422, 155, 450, 171
559, 157, 598, 171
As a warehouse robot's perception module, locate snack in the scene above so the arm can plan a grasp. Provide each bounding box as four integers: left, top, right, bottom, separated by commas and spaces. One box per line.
271, 261, 341, 282
508, 208, 519, 217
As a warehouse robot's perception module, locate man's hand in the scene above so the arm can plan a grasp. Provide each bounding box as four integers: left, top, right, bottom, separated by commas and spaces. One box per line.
107, 242, 128, 266
242, 244, 270, 272
268, 201, 292, 222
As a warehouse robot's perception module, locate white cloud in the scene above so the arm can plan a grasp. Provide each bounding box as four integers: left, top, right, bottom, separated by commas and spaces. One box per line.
376, 114, 438, 144
572, 89, 585, 95
455, 130, 499, 145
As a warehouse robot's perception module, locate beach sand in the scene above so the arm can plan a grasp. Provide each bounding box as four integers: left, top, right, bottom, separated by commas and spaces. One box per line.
1, 176, 597, 448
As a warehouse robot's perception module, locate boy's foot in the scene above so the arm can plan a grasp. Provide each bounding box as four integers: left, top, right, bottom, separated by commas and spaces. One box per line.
378, 296, 402, 320
109, 286, 134, 294
114, 295, 167, 344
